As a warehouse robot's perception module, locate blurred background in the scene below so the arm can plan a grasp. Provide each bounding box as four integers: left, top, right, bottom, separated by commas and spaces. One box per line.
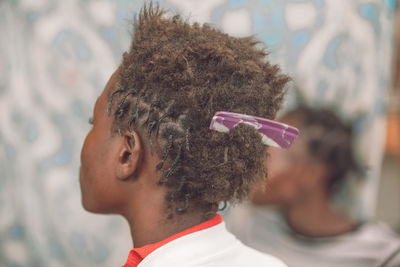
0, 0, 398, 266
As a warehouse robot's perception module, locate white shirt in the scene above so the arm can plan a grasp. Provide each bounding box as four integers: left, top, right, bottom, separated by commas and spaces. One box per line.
138, 221, 287, 267
226, 204, 400, 267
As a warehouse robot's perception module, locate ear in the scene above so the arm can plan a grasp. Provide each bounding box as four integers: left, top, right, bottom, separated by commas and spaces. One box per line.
115, 130, 142, 180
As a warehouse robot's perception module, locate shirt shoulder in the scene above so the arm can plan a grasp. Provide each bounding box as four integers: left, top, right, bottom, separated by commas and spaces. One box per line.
222, 241, 288, 267
139, 221, 287, 267
185, 228, 287, 267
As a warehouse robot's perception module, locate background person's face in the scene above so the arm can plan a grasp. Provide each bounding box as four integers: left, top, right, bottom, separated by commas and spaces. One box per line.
254, 138, 312, 205
252, 117, 325, 207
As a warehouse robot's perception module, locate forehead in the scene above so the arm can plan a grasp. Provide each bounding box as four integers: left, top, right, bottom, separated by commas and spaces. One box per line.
104, 69, 120, 98
92, 69, 120, 128
96, 69, 120, 115
270, 114, 309, 157
279, 113, 304, 129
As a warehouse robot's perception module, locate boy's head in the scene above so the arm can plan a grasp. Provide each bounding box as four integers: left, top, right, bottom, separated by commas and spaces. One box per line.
80, 4, 289, 217
252, 107, 362, 207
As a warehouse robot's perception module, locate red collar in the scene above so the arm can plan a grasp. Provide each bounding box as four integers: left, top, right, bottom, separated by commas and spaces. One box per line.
123, 214, 223, 267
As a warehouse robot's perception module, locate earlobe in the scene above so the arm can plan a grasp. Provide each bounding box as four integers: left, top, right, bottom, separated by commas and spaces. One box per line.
115, 130, 142, 180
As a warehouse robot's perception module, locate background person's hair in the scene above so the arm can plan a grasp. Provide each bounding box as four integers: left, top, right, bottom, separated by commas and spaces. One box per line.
283, 106, 364, 195
108, 4, 289, 215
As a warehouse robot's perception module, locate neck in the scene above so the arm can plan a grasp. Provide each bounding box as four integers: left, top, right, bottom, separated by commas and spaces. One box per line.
125, 205, 210, 248
281, 191, 356, 238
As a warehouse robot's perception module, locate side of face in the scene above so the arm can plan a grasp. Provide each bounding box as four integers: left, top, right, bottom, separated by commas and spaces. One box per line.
79, 71, 129, 214
251, 118, 327, 207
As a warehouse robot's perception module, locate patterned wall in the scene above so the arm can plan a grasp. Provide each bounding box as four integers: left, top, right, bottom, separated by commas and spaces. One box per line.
0, 0, 397, 266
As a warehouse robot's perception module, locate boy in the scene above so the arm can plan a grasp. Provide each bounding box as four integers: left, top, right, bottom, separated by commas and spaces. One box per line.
80, 4, 294, 266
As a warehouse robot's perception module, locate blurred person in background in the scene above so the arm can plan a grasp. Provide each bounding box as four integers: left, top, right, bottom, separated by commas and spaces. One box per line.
227, 106, 400, 267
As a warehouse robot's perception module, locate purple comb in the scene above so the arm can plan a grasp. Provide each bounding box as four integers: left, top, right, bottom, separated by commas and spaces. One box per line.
209, 111, 299, 149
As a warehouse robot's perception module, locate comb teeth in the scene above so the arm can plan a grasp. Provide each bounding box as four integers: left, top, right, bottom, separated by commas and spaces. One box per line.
209, 111, 299, 149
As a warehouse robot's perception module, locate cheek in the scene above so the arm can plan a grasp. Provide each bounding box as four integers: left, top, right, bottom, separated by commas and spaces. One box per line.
80, 132, 94, 182
264, 166, 303, 202
79, 132, 121, 213
79, 132, 100, 210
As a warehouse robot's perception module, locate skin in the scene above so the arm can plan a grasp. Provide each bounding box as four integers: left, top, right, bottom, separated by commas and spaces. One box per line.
251, 115, 356, 237
80, 69, 210, 248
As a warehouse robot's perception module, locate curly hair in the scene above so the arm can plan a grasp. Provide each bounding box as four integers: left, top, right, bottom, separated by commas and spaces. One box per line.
282, 107, 363, 194
108, 4, 289, 213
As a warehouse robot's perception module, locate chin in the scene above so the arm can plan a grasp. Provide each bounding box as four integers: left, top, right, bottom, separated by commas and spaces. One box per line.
79, 173, 95, 212
80, 189, 99, 213
81, 194, 94, 212
252, 195, 281, 206
81, 199, 103, 214
81, 197, 117, 215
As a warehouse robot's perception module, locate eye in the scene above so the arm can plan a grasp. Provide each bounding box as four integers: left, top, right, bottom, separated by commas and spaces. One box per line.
88, 117, 93, 125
